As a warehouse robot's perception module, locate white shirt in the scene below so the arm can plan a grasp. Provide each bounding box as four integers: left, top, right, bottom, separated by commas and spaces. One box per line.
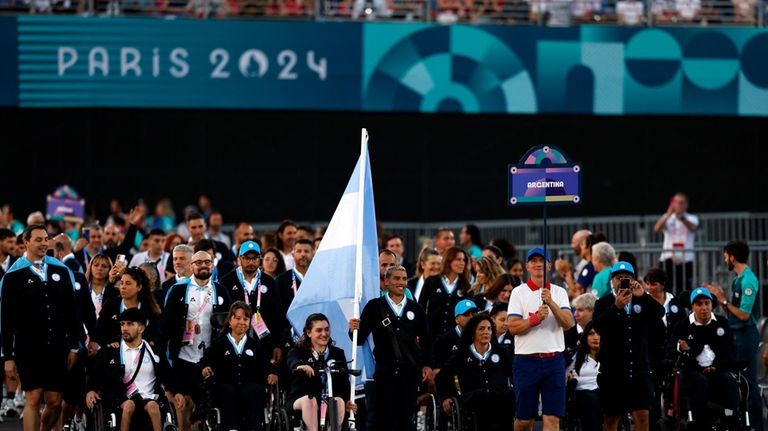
441, 276, 458, 295
282, 250, 295, 271
413, 276, 426, 302
660, 213, 699, 263
507, 280, 570, 354
121, 340, 159, 400
237, 267, 258, 294
129, 251, 170, 284
179, 277, 215, 364
566, 356, 600, 391
0, 255, 9, 272
385, 293, 407, 317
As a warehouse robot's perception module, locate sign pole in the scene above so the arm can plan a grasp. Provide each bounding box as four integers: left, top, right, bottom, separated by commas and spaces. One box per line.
543, 204, 548, 289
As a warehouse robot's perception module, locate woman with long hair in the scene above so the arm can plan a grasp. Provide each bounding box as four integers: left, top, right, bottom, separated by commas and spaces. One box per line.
437, 314, 514, 431
470, 256, 507, 297
201, 302, 277, 431
285, 313, 356, 431
418, 246, 473, 337
93, 266, 161, 347
474, 273, 517, 312
261, 247, 287, 279
566, 321, 602, 431
406, 248, 442, 302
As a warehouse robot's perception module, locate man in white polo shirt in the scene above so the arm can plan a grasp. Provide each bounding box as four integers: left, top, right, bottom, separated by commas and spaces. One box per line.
507, 247, 573, 431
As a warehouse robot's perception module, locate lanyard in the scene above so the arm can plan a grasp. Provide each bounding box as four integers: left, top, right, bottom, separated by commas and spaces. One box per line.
291, 270, 302, 295
186, 283, 213, 322
237, 268, 262, 310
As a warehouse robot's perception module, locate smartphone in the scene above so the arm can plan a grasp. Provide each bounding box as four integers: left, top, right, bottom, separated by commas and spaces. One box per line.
620, 278, 630, 291
117, 254, 127, 265
83, 228, 90, 241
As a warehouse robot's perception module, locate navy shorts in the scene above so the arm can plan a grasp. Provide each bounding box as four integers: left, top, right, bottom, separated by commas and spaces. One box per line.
513, 354, 566, 420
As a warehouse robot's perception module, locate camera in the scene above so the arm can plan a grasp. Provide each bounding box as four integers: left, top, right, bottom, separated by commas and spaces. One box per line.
620, 278, 630, 291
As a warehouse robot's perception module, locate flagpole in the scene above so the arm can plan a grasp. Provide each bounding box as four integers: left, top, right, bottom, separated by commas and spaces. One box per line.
349, 128, 368, 429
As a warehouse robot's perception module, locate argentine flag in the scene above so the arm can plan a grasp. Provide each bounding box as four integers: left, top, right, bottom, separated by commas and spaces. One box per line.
287, 129, 379, 381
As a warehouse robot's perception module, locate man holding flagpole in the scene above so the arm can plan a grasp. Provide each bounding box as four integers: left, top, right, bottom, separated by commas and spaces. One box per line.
349, 265, 433, 431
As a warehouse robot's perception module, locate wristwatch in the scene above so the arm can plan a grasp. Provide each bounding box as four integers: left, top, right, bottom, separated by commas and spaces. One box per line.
722, 300, 728, 307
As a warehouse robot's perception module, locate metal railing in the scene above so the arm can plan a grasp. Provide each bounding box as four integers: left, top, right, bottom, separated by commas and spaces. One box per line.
2, 0, 763, 26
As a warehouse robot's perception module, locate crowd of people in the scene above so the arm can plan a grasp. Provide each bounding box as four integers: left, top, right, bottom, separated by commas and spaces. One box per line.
0, 193, 765, 431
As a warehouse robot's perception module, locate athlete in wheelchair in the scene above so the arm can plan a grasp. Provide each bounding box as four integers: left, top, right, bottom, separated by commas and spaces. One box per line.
200, 301, 279, 431
665, 288, 742, 430
437, 314, 514, 431
85, 308, 184, 431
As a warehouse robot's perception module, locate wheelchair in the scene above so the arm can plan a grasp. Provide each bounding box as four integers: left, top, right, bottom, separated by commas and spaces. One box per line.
442, 396, 477, 431
89, 395, 178, 431
415, 392, 439, 431
264, 382, 291, 431
658, 360, 751, 431
191, 377, 222, 431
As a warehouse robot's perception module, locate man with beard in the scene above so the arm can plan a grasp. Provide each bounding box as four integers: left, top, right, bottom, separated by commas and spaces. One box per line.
86, 308, 184, 431
158, 245, 193, 310
219, 241, 283, 365
162, 251, 231, 431
1, 224, 82, 431
275, 239, 314, 318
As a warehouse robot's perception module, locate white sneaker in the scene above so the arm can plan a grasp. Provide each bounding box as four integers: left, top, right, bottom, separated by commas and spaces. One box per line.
0, 398, 17, 417
14, 391, 24, 409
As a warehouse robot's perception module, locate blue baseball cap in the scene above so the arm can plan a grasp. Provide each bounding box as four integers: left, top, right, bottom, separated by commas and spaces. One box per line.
610, 261, 635, 277
454, 299, 479, 317
690, 287, 713, 303
238, 241, 261, 256
526, 247, 550, 262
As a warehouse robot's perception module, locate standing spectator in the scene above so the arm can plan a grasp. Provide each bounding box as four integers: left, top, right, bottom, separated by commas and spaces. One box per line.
419, 246, 473, 338
433, 228, 456, 256
655, 193, 698, 295
276, 220, 299, 271
508, 258, 525, 280
482, 244, 505, 268
349, 265, 433, 431
1, 205, 25, 235
507, 247, 573, 431
129, 228, 170, 284
0, 228, 17, 278
590, 242, 617, 299
161, 250, 232, 431
555, 230, 598, 299
261, 247, 286, 280
470, 255, 506, 297
459, 224, 484, 264
296, 225, 314, 242
1, 224, 82, 431
231, 222, 255, 257
565, 292, 596, 352
705, 240, 763, 431
74, 225, 105, 270
158, 244, 194, 309
146, 198, 176, 234
406, 248, 442, 302
385, 234, 415, 277
184, 212, 234, 269
593, 261, 664, 431
207, 209, 230, 248
474, 273, 516, 312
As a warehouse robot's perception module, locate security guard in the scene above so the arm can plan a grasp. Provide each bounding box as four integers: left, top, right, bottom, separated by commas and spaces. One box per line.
219, 241, 283, 365
593, 261, 664, 431
1, 224, 83, 431
349, 265, 433, 431
201, 302, 277, 431
668, 288, 739, 429
705, 240, 763, 430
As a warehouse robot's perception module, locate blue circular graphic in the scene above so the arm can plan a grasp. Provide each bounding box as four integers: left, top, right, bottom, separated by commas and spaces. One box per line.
625, 30, 681, 87
682, 32, 739, 90
741, 33, 768, 89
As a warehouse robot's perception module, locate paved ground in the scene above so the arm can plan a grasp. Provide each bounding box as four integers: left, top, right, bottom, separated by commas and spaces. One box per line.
0, 415, 21, 430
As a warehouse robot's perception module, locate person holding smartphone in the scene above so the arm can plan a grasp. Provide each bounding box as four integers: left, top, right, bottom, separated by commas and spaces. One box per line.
593, 262, 664, 431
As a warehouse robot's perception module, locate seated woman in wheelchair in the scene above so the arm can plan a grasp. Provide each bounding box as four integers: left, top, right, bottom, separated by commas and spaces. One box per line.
437, 314, 515, 431
565, 321, 601, 431
667, 287, 740, 429
85, 308, 185, 431
200, 301, 278, 431
286, 313, 357, 431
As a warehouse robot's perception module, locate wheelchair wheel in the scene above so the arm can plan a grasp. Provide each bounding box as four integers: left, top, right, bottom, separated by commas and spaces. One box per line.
90, 403, 106, 431
424, 394, 438, 431
446, 397, 462, 431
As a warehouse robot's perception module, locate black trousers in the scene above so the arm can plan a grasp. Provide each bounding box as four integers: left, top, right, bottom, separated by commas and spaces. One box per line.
213, 382, 265, 431
463, 389, 515, 431
575, 389, 602, 431
684, 370, 739, 422
373, 371, 419, 431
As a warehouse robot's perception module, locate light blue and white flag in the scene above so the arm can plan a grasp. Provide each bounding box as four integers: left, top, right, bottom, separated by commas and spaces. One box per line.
286, 128, 379, 387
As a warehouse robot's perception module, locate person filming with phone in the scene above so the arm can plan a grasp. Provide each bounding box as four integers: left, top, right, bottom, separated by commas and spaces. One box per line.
593, 262, 664, 431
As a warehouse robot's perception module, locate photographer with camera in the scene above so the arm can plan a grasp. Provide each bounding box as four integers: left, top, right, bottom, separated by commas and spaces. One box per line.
593, 262, 664, 431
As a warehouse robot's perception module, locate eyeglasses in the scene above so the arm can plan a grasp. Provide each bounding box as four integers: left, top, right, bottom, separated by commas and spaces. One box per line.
191, 260, 214, 266
241, 255, 260, 261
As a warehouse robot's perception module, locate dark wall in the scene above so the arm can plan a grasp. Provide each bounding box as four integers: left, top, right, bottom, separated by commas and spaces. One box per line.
3, 108, 767, 223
